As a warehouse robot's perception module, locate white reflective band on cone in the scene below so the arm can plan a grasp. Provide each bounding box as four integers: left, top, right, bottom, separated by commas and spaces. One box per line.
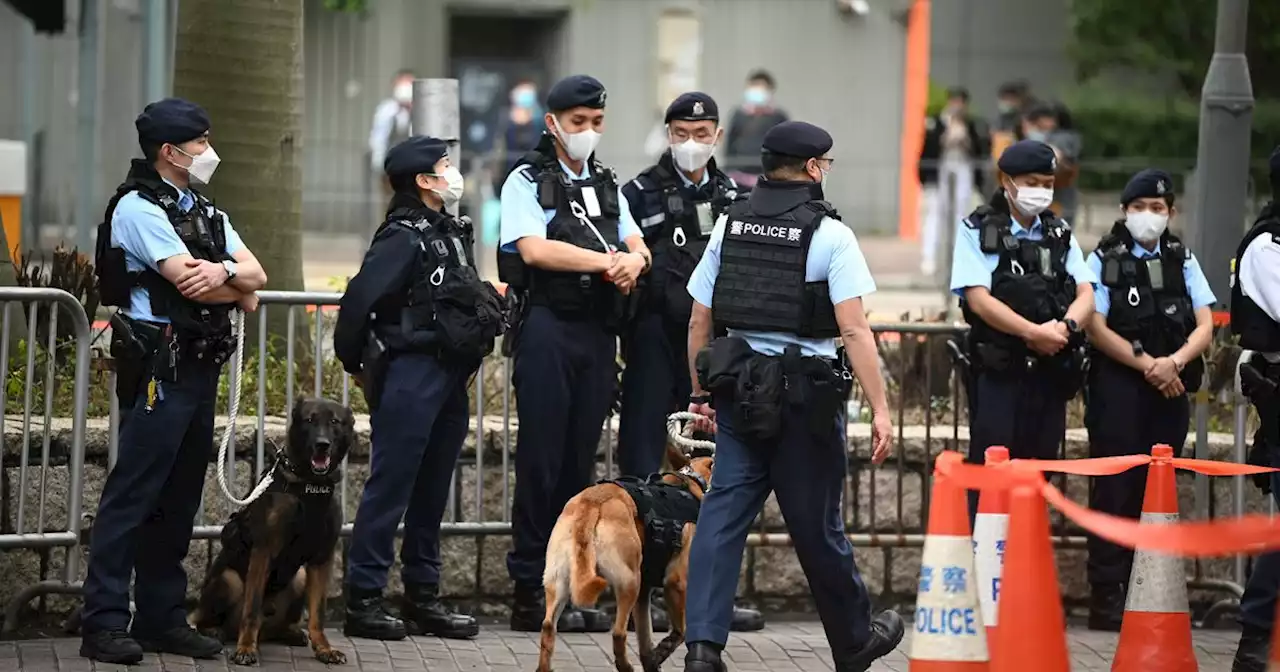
972, 512, 1009, 627
909, 535, 989, 661
1125, 512, 1189, 613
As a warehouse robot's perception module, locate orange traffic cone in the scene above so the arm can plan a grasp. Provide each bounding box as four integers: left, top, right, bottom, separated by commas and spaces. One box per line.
973, 446, 1011, 643
1269, 599, 1280, 671
1111, 444, 1196, 672
990, 482, 1069, 672
909, 461, 988, 670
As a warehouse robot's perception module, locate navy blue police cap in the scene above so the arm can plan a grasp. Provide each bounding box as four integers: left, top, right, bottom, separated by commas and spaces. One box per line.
664, 92, 719, 124
546, 75, 607, 113
135, 98, 210, 146
997, 139, 1057, 177
1120, 169, 1175, 206
384, 136, 449, 177
761, 121, 833, 159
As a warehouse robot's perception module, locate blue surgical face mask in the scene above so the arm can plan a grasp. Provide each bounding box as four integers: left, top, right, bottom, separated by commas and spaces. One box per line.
1025, 129, 1048, 142
744, 87, 769, 106
512, 88, 537, 110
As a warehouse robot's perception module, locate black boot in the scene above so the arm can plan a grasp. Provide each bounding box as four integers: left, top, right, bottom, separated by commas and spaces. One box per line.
628, 591, 671, 633
344, 587, 407, 641
729, 604, 765, 632
685, 641, 727, 672
1233, 624, 1270, 672
80, 629, 144, 665
1087, 583, 1126, 632
403, 583, 479, 639
509, 583, 612, 633
837, 610, 905, 672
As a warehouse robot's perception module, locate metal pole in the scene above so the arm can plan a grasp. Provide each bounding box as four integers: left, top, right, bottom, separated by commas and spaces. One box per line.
20, 21, 40, 252
1189, 0, 1253, 305
74, 0, 104, 253
143, 0, 169, 103
411, 78, 462, 216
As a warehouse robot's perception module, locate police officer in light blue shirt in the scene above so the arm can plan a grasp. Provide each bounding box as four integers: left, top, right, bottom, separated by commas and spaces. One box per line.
950, 139, 1095, 515
83, 98, 268, 664
1080, 169, 1215, 630
496, 74, 653, 634
683, 121, 902, 672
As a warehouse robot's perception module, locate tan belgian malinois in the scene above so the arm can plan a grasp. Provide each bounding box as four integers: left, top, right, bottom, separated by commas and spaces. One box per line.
537, 441, 713, 672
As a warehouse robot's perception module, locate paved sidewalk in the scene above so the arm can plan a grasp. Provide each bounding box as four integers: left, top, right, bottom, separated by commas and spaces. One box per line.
1, 622, 1243, 671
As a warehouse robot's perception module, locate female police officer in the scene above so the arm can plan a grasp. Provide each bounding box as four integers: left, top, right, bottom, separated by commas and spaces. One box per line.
1081, 170, 1215, 631
334, 136, 505, 641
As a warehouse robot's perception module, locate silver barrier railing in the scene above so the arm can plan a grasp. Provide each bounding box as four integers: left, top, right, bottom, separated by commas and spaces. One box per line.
0, 288, 91, 632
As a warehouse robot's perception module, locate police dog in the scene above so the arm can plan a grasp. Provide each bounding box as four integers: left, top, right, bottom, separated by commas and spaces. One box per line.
537, 441, 713, 672
190, 397, 354, 666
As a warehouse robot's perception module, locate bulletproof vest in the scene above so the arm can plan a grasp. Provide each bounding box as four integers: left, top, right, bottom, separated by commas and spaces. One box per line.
1231, 204, 1280, 352
95, 159, 234, 342
605, 474, 702, 589
633, 153, 737, 319
496, 135, 623, 319
1095, 224, 1195, 358
711, 180, 839, 338
960, 197, 1076, 354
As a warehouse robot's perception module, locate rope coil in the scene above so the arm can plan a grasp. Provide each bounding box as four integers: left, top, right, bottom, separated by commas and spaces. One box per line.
216, 309, 275, 506
666, 411, 716, 452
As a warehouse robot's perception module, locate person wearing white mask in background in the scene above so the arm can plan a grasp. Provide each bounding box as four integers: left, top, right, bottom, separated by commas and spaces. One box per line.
335, 136, 507, 642
496, 75, 652, 634
368, 69, 417, 201
724, 69, 789, 187
1079, 169, 1215, 632
616, 93, 767, 634
949, 139, 1095, 517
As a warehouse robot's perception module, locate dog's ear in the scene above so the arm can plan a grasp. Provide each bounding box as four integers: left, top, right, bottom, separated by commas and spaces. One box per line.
665, 440, 690, 471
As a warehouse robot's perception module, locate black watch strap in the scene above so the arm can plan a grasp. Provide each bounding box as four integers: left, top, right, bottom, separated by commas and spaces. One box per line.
689, 393, 711, 405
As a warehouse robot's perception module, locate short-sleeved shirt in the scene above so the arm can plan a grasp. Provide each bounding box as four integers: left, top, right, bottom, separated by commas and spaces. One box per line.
949, 214, 1096, 296
111, 179, 245, 322
622, 162, 716, 234
686, 213, 876, 359
1087, 242, 1216, 317
498, 158, 642, 252
1240, 233, 1280, 326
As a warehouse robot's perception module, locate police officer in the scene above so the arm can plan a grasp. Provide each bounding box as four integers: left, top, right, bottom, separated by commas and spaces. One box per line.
334, 136, 505, 641
83, 98, 269, 663
617, 92, 765, 634
497, 75, 652, 633
1081, 170, 1215, 631
950, 140, 1096, 514
683, 121, 903, 672
1231, 146, 1280, 672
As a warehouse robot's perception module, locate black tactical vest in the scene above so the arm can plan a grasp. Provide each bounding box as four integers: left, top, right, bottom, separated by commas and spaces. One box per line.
95, 159, 234, 342
1231, 204, 1280, 352
374, 203, 505, 363
605, 474, 703, 589
496, 135, 623, 320
711, 180, 839, 338
960, 194, 1076, 355
631, 153, 737, 320
1095, 223, 1196, 358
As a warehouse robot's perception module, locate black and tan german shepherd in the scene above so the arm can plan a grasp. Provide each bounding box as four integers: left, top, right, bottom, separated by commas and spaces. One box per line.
190, 397, 355, 665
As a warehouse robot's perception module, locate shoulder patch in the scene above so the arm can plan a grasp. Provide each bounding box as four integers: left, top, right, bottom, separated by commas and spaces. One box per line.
518, 165, 536, 183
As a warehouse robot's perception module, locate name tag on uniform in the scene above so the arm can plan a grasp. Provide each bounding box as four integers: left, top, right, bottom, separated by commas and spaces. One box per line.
579, 186, 602, 218
726, 219, 804, 247
696, 202, 715, 235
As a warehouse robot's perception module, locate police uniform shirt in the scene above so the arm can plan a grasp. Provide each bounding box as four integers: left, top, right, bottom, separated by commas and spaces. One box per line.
624, 165, 726, 234
1240, 233, 1280, 330
1086, 243, 1216, 318
686, 213, 875, 359
498, 159, 642, 250
949, 213, 1096, 295
112, 183, 245, 323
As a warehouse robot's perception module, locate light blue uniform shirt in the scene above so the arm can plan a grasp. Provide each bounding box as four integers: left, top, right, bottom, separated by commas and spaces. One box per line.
111, 179, 245, 322
1087, 242, 1216, 317
949, 215, 1096, 295
686, 214, 876, 359
498, 159, 642, 252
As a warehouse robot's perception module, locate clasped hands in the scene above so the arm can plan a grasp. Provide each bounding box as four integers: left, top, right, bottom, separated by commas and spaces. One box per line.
603, 251, 646, 294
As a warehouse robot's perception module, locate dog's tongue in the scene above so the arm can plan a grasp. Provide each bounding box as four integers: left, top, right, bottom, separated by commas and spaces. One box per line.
312, 455, 331, 471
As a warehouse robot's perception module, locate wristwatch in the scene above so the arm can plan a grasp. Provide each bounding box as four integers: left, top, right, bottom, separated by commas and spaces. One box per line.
222, 260, 238, 280
639, 250, 652, 273
689, 393, 711, 406
1064, 318, 1080, 334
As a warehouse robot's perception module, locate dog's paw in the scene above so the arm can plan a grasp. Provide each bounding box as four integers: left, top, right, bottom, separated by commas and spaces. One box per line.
314, 647, 347, 665
229, 647, 260, 666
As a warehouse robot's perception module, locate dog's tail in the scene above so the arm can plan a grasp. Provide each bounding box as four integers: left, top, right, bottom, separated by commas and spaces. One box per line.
569, 505, 608, 608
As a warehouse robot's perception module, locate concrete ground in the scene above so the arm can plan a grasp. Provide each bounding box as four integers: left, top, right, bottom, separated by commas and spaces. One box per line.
3, 623, 1243, 671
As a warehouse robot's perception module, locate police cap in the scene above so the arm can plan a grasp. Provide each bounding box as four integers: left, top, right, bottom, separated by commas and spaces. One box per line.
384, 136, 449, 178
664, 92, 719, 124
135, 98, 210, 146
546, 75, 607, 113
761, 121, 833, 159
1120, 169, 1175, 206
997, 140, 1056, 177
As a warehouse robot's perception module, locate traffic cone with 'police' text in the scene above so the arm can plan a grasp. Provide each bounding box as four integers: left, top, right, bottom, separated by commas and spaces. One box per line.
973, 446, 1011, 643
1111, 444, 1196, 672
990, 482, 1069, 672
909, 460, 988, 671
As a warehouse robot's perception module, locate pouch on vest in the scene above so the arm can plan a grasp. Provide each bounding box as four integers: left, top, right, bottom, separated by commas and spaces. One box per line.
782, 346, 850, 436
431, 266, 506, 363
695, 336, 757, 403
736, 355, 785, 443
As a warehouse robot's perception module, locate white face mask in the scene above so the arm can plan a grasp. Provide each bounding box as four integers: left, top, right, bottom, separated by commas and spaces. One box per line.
394, 81, 413, 104
552, 115, 601, 162
174, 145, 221, 185
429, 166, 465, 207
1008, 183, 1053, 216
1125, 210, 1169, 244
670, 138, 716, 172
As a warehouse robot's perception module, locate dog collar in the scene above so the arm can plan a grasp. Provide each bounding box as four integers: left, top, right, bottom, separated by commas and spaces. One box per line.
677, 466, 709, 494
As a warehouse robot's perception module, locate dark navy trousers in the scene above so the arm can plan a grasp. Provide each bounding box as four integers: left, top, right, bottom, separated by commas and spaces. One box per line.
82, 359, 220, 636
685, 396, 871, 659
506, 306, 617, 587
618, 310, 690, 478
1239, 443, 1280, 631
347, 352, 470, 591
966, 370, 1068, 517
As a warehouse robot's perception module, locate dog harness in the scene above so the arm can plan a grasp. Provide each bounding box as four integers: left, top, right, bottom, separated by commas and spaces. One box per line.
603, 469, 704, 589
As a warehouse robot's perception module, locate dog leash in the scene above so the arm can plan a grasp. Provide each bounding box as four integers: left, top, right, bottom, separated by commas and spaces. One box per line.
666, 412, 716, 453
216, 309, 276, 506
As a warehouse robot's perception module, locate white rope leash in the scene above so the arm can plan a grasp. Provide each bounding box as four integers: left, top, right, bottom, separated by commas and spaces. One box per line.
666, 411, 716, 452
216, 309, 275, 506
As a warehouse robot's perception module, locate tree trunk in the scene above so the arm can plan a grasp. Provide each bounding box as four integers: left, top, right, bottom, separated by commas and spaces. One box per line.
173, 0, 305, 346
